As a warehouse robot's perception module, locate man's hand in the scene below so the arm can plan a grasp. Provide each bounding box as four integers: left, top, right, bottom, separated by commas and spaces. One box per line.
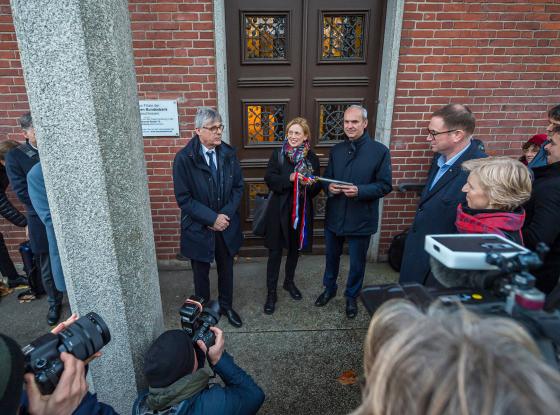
212, 214, 230, 231
196, 326, 225, 366
342, 185, 359, 198
328, 183, 343, 194
24, 353, 88, 415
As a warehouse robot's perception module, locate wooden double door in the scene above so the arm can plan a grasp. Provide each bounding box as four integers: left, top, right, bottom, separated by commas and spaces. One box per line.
225, 0, 386, 255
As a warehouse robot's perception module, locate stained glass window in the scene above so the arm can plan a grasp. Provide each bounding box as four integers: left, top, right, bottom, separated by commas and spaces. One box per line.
246, 103, 286, 144
318, 102, 361, 142
244, 15, 288, 60
321, 14, 365, 61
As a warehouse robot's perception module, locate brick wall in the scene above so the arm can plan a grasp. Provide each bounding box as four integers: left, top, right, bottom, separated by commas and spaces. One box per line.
378, 0, 560, 260
2, 0, 560, 264
0, 0, 216, 262
129, 0, 216, 260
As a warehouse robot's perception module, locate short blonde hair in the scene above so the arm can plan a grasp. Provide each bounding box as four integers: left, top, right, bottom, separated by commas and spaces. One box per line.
352, 299, 560, 415
462, 156, 532, 211
286, 117, 311, 141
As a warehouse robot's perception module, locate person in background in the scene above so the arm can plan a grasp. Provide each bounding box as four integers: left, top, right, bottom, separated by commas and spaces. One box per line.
5, 112, 63, 324
173, 107, 244, 328
262, 117, 321, 314
314, 105, 392, 318
522, 104, 560, 295
519, 133, 548, 166
0, 140, 28, 291
399, 104, 486, 286
457, 157, 531, 245
350, 299, 560, 415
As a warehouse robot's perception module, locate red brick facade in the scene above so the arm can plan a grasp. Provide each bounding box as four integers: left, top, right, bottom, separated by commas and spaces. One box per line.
1, 0, 560, 262
379, 0, 560, 258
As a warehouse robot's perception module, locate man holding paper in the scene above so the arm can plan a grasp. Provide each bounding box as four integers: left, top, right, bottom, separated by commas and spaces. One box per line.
314, 105, 392, 318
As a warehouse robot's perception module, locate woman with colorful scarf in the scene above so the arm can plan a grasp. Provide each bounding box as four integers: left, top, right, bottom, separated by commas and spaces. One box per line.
456, 156, 532, 244
262, 117, 321, 314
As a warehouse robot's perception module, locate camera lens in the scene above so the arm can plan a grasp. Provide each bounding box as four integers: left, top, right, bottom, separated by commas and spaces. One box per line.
59, 312, 111, 360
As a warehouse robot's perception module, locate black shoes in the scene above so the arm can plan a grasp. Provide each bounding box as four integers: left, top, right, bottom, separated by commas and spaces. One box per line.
8, 275, 29, 288
315, 289, 336, 307
346, 297, 358, 319
264, 291, 277, 315
283, 282, 302, 301
47, 304, 62, 326
222, 308, 243, 328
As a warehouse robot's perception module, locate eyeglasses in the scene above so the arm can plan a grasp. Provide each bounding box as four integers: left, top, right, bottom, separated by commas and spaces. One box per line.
549, 124, 560, 134
202, 124, 225, 134
426, 128, 458, 138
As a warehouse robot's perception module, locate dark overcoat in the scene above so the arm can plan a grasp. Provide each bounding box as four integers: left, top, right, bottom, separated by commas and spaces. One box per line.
173, 135, 244, 263
522, 161, 560, 294
0, 165, 27, 227
4, 142, 49, 253
263, 148, 321, 252
323, 132, 392, 236
399, 140, 487, 284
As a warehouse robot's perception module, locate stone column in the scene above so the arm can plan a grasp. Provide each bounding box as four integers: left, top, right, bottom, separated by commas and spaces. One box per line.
10, 1, 164, 413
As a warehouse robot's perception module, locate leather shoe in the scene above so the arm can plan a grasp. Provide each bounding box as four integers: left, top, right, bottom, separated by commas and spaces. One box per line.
264, 291, 277, 315
283, 282, 302, 300
222, 308, 243, 328
314, 289, 336, 307
8, 275, 29, 288
47, 304, 62, 325
346, 297, 358, 319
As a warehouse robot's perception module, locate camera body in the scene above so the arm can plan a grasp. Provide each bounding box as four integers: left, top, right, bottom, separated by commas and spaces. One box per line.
22, 312, 111, 395
179, 295, 221, 349
362, 234, 560, 368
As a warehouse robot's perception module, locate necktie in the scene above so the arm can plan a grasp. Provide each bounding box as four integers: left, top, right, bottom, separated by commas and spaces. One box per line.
207, 150, 218, 183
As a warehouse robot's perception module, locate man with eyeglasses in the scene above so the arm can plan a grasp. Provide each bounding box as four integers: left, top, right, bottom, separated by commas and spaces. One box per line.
399, 104, 486, 285
522, 104, 560, 302
173, 107, 244, 327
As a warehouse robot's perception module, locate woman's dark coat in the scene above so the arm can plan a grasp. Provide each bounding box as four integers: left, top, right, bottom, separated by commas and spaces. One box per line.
263, 148, 321, 252
522, 161, 560, 294
173, 136, 244, 263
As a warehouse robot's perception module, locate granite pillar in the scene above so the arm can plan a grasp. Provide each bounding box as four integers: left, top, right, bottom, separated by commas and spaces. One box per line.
10, 0, 164, 412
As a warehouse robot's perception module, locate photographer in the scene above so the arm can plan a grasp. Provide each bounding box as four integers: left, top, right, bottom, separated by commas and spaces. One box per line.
0, 315, 117, 415
351, 299, 560, 415
134, 327, 264, 415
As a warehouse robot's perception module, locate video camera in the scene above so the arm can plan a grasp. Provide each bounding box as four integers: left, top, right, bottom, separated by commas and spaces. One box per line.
179, 295, 221, 349
361, 234, 560, 368
22, 312, 111, 395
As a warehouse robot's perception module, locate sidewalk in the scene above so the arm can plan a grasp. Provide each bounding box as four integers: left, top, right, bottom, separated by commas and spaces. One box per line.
0, 255, 398, 415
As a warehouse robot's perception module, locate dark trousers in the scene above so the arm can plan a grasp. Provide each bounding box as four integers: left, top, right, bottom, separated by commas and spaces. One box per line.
38, 252, 63, 307
322, 228, 371, 299
191, 232, 233, 310
0, 232, 20, 280
266, 246, 299, 291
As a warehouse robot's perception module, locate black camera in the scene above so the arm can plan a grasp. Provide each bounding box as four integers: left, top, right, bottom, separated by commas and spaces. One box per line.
22, 312, 111, 395
361, 237, 560, 368
179, 295, 221, 349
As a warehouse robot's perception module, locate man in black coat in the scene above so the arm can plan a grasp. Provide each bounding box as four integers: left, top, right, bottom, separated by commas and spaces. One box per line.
523, 104, 560, 297
314, 105, 392, 318
399, 104, 486, 286
4, 113, 62, 324
173, 107, 244, 327
0, 141, 28, 289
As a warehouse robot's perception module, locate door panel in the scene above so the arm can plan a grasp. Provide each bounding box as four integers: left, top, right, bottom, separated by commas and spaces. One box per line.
225, 0, 385, 256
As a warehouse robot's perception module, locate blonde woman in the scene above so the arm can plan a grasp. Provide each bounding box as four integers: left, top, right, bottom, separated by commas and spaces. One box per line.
457, 156, 532, 244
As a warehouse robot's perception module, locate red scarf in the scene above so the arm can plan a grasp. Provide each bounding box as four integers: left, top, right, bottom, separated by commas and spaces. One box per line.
455, 203, 525, 243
